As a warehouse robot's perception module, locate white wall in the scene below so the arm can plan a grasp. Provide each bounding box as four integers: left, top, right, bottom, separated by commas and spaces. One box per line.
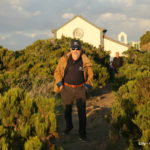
56, 17, 101, 48
104, 38, 129, 57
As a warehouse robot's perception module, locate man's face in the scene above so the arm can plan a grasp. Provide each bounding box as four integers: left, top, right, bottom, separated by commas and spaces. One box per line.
116, 52, 119, 58
70, 48, 82, 61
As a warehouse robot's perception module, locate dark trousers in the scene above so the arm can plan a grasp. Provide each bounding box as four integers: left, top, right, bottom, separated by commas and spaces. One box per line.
61, 86, 87, 136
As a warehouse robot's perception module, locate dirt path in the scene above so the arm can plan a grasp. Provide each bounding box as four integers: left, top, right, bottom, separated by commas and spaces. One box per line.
56, 84, 127, 150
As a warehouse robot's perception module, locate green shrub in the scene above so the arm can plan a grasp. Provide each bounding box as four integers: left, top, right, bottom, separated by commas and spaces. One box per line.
112, 50, 150, 149
0, 88, 61, 150
0, 37, 110, 97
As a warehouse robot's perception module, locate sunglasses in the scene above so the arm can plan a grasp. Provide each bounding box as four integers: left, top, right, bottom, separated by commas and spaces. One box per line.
71, 47, 81, 50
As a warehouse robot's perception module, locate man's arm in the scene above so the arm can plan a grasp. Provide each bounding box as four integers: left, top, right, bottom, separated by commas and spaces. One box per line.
84, 66, 93, 89
54, 57, 64, 92
82, 54, 93, 89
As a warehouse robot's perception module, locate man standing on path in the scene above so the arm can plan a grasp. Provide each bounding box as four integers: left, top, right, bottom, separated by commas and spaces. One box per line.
54, 39, 93, 142
112, 52, 123, 73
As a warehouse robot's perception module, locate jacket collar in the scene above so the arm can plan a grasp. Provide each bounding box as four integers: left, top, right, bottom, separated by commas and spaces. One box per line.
65, 52, 92, 67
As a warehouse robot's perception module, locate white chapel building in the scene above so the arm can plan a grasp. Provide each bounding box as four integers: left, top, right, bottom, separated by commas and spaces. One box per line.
52, 16, 130, 57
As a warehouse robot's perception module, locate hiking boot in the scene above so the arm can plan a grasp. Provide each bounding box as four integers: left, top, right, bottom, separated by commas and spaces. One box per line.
63, 127, 73, 135
79, 135, 88, 142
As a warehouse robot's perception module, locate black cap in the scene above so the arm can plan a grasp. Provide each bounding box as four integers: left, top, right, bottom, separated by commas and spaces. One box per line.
70, 40, 81, 49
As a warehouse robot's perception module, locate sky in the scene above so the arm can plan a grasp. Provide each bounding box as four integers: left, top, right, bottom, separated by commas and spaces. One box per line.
0, 0, 150, 50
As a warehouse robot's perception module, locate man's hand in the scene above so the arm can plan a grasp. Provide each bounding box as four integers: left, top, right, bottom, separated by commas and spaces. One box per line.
60, 85, 64, 91
84, 86, 89, 90
84, 84, 92, 90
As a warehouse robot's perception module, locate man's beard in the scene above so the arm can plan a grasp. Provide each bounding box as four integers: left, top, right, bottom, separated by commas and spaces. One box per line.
72, 53, 80, 60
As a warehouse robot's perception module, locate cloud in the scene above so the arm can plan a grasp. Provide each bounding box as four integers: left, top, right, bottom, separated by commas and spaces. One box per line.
95, 0, 134, 7
100, 12, 127, 21
96, 12, 150, 41
110, 0, 134, 7
62, 13, 75, 19
0, 34, 11, 40
4, 0, 41, 17
0, 29, 53, 50
15, 30, 52, 38
96, 12, 128, 27
98, 12, 150, 29
32, 11, 41, 16
132, 18, 150, 30
0, 36, 6, 40
9, 0, 23, 7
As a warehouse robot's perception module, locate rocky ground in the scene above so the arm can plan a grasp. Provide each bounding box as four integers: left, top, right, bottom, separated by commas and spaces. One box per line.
55, 84, 128, 150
